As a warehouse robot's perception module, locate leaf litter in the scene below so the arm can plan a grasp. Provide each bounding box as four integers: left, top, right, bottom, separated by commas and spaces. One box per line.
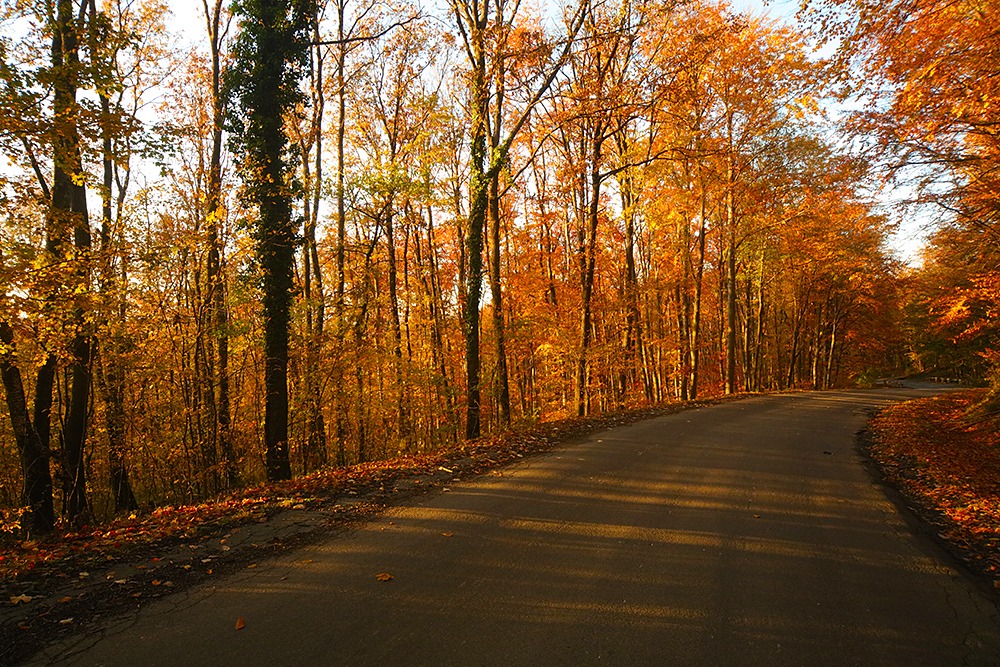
869, 389, 1000, 589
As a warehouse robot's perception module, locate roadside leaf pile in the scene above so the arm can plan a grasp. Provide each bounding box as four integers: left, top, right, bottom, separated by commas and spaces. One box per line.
870, 390, 1000, 586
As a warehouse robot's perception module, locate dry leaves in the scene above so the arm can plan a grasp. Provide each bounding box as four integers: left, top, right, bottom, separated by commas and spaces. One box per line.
871, 390, 1000, 583
375, 572, 393, 582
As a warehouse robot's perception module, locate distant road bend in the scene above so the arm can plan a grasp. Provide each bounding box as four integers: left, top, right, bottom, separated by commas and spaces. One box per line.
32, 385, 1000, 666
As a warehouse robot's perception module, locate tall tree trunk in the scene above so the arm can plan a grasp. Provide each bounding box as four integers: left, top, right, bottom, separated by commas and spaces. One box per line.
0, 320, 54, 534
689, 176, 708, 400
462, 5, 489, 440
786, 282, 812, 389
677, 209, 693, 401
724, 187, 737, 394
487, 173, 511, 427
385, 204, 409, 446
453, 0, 584, 436
204, 0, 237, 487
620, 168, 643, 405
416, 203, 455, 443
576, 132, 604, 417
300, 16, 327, 473
486, 42, 512, 428
53, 0, 92, 524
352, 238, 378, 462
97, 86, 138, 512
228, 0, 308, 482
331, 0, 350, 466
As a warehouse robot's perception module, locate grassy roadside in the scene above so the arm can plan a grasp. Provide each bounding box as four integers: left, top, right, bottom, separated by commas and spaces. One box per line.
868, 389, 1000, 589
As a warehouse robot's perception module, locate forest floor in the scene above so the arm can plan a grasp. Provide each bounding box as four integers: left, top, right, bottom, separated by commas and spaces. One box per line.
866, 388, 1000, 591
2, 386, 997, 664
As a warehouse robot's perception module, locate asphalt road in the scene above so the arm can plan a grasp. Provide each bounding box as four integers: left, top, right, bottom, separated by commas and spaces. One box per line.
31, 387, 1000, 666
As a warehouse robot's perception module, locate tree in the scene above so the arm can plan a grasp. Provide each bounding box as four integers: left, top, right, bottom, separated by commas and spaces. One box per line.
226, 0, 311, 481
451, 0, 586, 438
202, 0, 238, 487
88, 0, 171, 512
808, 0, 1000, 406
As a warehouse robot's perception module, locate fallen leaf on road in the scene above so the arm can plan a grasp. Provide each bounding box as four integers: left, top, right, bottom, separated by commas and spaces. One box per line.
151, 579, 161, 586
440, 532, 453, 538
59, 596, 74, 603
375, 572, 393, 582
59, 618, 73, 625
753, 514, 761, 519
9, 594, 33, 605
235, 617, 246, 630
246, 564, 257, 569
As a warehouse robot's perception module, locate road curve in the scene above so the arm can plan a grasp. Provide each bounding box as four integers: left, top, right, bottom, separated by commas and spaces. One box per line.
33, 387, 1000, 666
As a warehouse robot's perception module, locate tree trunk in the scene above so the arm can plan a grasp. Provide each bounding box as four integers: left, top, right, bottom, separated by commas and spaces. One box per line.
52, 0, 92, 524
487, 173, 511, 427
620, 167, 642, 405
576, 134, 604, 416
689, 178, 708, 399
0, 320, 54, 534
205, 0, 237, 487
97, 86, 138, 513
384, 205, 409, 446
724, 190, 738, 395
462, 8, 489, 440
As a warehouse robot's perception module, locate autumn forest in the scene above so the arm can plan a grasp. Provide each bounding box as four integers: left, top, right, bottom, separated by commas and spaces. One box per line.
0, 0, 995, 535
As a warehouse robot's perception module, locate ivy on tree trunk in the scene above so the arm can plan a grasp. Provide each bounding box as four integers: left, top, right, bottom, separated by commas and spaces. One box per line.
225, 0, 311, 481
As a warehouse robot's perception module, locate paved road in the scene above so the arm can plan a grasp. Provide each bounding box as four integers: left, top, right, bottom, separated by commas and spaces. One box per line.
32, 388, 1000, 666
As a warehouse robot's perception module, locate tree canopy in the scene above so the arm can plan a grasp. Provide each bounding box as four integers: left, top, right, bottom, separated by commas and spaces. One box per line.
0, 0, 974, 533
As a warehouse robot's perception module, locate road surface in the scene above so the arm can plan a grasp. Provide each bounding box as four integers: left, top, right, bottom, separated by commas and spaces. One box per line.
31, 387, 1000, 666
